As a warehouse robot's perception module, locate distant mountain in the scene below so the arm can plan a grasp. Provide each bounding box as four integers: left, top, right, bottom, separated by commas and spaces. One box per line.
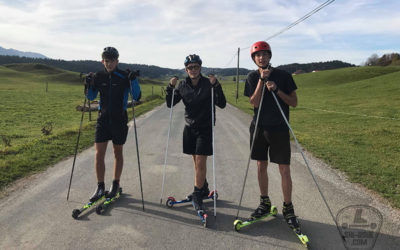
0, 53, 356, 78
0, 46, 48, 59
276, 60, 356, 74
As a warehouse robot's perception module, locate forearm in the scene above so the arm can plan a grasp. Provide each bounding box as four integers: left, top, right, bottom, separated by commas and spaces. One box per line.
249, 79, 264, 108
275, 90, 297, 107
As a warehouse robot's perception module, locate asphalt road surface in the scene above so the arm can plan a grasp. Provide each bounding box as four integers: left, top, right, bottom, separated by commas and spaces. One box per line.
1, 103, 399, 250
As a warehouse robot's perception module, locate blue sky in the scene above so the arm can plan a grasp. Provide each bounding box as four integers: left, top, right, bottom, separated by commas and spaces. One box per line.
0, 0, 399, 69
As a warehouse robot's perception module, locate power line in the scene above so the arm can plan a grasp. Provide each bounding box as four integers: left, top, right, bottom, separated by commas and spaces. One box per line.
241, 0, 335, 50
224, 52, 237, 68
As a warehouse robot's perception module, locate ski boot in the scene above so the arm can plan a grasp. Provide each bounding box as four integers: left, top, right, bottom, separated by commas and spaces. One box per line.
106, 180, 120, 199
187, 179, 210, 201
282, 202, 300, 231
250, 196, 272, 219
89, 182, 106, 202
283, 202, 309, 247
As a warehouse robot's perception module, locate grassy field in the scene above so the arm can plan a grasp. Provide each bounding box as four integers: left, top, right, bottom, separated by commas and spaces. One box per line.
221, 66, 400, 208
0, 64, 166, 191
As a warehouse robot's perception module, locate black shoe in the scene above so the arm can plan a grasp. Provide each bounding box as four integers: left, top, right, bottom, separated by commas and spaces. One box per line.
192, 188, 204, 211
283, 202, 300, 230
106, 180, 120, 199
187, 180, 210, 201
251, 196, 271, 219
89, 183, 105, 202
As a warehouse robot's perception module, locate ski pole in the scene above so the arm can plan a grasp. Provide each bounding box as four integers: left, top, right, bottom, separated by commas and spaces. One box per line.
129, 81, 145, 211
235, 80, 267, 219
211, 85, 217, 217
67, 97, 87, 201
160, 87, 175, 205
270, 91, 346, 243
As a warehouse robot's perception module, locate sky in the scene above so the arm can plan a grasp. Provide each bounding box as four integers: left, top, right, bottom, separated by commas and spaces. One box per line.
0, 0, 399, 70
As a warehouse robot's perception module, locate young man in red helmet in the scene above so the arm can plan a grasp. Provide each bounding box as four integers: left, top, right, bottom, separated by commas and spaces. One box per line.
85, 47, 141, 201
166, 54, 226, 213
244, 41, 299, 229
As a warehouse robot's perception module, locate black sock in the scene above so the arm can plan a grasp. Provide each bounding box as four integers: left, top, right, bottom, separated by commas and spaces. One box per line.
261, 195, 270, 199
194, 186, 201, 192
283, 202, 292, 207
98, 182, 105, 189
112, 179, 120, 186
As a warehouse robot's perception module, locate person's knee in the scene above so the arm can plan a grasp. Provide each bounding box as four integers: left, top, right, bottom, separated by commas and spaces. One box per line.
257, 161, 268, 171
279, 165, 291, 178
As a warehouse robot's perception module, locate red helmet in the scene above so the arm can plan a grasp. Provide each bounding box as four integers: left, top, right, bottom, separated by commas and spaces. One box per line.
250, 41, 271, 58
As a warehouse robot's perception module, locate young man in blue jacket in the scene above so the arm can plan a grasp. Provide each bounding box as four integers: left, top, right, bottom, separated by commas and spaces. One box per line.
85, 47, 141, 201
166, 54, 226, 213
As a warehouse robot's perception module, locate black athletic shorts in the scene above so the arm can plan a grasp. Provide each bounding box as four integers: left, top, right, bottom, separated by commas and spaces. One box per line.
95, 113, 128, 145
183, 125, 212, 156
249, 123, 291, 164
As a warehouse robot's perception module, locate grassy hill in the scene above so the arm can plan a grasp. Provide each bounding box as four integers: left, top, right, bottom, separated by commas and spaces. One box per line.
0, 64, 165, 192
221, 66, 400, 208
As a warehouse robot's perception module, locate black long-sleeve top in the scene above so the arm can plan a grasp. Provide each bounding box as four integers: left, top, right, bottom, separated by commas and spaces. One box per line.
166, 75, 226, 128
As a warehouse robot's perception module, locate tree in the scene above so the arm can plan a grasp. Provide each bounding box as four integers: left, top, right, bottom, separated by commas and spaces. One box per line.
365, 53, 379, 66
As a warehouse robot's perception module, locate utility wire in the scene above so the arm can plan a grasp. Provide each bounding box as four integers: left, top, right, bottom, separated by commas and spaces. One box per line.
241, 0, 335, 50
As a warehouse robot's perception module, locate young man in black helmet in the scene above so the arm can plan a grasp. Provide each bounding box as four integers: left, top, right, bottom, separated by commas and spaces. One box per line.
85, 47, 141, 201
244, 41, 300, 229
166, 54, 226, 213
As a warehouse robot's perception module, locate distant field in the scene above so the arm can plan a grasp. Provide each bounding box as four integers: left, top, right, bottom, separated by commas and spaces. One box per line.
0, 64, 166, 191
221, 66, 400, 208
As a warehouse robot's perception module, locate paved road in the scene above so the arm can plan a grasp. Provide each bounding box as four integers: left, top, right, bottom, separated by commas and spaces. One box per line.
1, 103, 399, 249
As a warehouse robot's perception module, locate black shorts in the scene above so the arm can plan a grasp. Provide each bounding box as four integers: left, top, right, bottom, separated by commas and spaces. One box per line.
95, 114, 128, 145
249, 123, 291, 164
183, 126, 212, 156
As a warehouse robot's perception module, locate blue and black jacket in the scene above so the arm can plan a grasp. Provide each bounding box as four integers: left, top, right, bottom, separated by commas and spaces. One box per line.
86, 67, 141, 124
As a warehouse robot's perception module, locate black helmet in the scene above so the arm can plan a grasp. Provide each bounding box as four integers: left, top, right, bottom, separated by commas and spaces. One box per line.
184, 54, 202, 66
102, 47, 119, 59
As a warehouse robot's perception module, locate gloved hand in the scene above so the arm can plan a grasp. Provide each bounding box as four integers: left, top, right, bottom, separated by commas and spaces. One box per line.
127, 69, 140, 80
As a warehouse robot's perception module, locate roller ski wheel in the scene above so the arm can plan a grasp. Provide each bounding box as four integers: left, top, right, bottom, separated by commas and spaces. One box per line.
96, 187, 122, 215
72, 209, 81, 219
233, 206, 278, 232
209, 191, 218, 201
166, 197, 175, 208
96, 204, 104, 215
233, 219, 243, 232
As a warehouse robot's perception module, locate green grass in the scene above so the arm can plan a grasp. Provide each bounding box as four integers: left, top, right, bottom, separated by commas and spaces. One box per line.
0, 63, 165, 190
221, 66, 400, 208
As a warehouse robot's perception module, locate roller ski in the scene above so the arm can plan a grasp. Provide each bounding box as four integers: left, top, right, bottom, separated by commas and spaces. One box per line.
166, 190, 217, 208
191, 188, 208, 227
96, 181, 123, 215
72, 183, 108, 219
283, 202, 309, 248
234, 196, 277, 231
166, 180, 217, 208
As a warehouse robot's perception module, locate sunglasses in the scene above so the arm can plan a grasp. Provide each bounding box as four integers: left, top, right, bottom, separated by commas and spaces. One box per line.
186, 65, 200, 70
